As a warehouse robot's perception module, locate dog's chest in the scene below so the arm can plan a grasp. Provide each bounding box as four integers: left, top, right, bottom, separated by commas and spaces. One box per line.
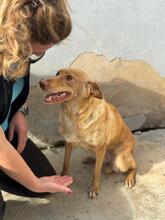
59, 111, 80, 142
59, 106, 106, 149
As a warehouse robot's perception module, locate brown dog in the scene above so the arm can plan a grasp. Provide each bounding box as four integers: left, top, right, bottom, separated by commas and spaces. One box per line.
39, 68, 136, 198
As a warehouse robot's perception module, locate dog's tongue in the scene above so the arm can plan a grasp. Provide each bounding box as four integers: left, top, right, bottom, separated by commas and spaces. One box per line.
44, 92, 70, 103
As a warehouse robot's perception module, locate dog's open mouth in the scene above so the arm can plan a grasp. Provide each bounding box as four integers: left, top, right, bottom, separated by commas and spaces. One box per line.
43, 91, 71, 103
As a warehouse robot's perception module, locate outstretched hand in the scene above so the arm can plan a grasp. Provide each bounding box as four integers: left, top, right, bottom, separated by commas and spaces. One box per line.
38, 175, 73, 194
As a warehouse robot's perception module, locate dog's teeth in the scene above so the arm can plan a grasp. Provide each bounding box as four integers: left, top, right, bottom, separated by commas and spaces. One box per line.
60, 93, 66, 98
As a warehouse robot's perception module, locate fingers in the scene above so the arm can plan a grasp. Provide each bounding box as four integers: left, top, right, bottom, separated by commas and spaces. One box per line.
8, 112, 28, 154
53, 175, 73, 181
39, 176, 73, 194
46, 175, 73, 182
46, 175, 73, 187
39, 175, 73, 194
56, 176, 73, 187
56, 185, 72, 194
8, 124, 14, 142
8, 126, 27, 153
17, 131, 27, 154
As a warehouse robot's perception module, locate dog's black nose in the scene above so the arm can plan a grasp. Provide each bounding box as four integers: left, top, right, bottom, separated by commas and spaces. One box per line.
39, 80, 47, 89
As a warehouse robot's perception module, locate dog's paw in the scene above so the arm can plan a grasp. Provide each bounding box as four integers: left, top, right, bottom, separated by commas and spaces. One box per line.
125, 175, 136, 188
88, 184, 99, 199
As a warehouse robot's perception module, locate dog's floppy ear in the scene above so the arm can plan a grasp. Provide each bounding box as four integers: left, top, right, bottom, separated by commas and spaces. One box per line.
87, 81, 103, 99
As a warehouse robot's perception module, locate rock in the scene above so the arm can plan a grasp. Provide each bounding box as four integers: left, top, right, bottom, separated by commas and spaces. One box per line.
124, 114, 146, 131
70, 53, 165, 131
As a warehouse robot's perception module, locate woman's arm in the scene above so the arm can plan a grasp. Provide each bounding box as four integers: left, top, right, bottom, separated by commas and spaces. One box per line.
0, 127, 73, 194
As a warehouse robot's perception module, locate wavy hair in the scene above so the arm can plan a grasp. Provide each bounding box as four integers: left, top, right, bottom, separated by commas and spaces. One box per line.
0, 0, 72, 78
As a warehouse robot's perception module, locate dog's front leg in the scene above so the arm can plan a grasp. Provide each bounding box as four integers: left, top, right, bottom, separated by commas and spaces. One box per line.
88, 146, 106, 199
61, 142, 73, 176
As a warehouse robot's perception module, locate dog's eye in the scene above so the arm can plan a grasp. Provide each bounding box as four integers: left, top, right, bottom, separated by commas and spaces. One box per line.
66, 75, 73, 81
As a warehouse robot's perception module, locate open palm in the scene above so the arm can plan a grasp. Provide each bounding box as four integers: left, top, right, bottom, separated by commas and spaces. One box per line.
39, 175, 73, 194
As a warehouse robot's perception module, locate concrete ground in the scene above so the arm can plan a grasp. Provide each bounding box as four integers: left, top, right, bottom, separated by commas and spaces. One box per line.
3, 129, 165, 220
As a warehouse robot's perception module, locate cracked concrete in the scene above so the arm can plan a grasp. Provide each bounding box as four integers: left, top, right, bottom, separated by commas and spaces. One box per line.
3, 129, 165, 220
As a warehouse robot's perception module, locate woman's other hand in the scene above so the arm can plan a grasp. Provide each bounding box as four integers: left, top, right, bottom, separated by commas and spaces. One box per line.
8, 111, 28, 154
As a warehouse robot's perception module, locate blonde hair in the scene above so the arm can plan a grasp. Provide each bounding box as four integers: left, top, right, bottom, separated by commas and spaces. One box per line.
0, 0, 72, 78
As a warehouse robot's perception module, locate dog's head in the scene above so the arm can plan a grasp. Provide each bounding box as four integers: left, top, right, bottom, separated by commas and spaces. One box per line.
39, 68, 103, 104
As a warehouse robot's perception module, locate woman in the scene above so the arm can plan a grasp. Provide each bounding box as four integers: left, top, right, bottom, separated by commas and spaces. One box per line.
0, 0, 73, 218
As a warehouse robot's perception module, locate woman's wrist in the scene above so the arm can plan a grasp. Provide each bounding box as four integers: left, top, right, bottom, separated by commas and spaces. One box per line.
27, 177, 44, 193
18, 104, 29, 116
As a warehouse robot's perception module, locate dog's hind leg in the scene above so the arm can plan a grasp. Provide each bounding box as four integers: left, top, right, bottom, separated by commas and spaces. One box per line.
114, 150, 136, 188
125, 167, 136, 188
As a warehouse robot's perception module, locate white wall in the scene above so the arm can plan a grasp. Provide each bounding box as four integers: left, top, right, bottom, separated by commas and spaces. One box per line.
31, 0, 165, 77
